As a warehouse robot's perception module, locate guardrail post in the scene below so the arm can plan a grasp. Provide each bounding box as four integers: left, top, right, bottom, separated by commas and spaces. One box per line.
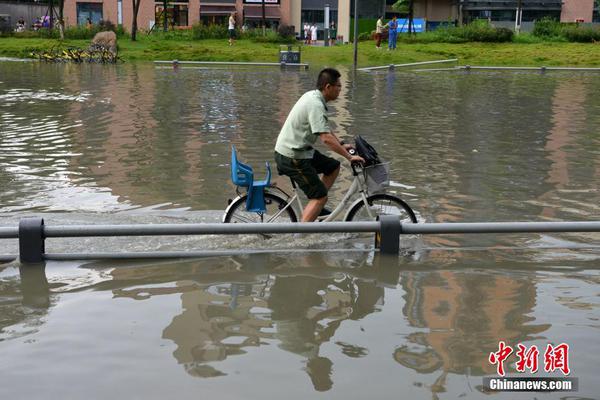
19, 217, 45, 264
377, 215, 401, 255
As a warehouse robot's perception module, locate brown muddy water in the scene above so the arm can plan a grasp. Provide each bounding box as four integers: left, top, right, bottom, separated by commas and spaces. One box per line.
0, 59, 599, 399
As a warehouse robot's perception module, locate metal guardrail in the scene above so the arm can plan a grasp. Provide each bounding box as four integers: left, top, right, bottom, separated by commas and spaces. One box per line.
357, 59, 458, 72
1, 217, 600, 264
458, 65, 600, 72
154, 60, 310, 69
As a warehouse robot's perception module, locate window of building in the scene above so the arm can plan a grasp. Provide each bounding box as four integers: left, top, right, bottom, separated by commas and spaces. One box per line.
244, 0, 280, 4
302, 9, 337, 24
521, 10, 560, 22
76, 2, 103, 25
201, 15, 229, 25
155, 4, 188, 27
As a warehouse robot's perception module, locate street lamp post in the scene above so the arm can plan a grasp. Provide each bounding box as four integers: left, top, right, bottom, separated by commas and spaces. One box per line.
353, 0, 358, 69
324, 4, 330, 47
515, 0, 523, 33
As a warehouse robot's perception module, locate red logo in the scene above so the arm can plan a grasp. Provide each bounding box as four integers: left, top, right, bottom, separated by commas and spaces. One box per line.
489, 341, 513, 376
489, 342, 571, 376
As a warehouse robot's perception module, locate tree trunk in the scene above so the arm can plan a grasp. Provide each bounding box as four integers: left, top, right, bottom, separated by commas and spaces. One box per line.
58, 0, 65, 40
262, 0, 266, 35
408, 0, 414, 35
131, 0, 141, 41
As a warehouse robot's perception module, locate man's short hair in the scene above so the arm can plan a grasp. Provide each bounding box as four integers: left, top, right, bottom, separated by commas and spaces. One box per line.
316, 68, 341, 91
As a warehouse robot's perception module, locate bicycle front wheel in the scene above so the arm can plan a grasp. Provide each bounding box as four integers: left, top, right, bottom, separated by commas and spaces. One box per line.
223, 192, 298, 223
345, 194, 417, 223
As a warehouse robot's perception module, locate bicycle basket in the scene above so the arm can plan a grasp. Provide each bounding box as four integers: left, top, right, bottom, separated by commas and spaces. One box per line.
364, 162, 390, 193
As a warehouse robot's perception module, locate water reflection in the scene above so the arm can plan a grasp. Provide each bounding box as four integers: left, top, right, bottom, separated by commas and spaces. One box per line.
0, 264, 52, 341
1, 253, 599, 397
396, 270, 550, 395
108, 252, 390, 390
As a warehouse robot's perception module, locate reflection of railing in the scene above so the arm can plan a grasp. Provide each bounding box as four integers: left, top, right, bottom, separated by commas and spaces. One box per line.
357, 59, 458, 72
154, 60, 310, 69
3, 217, 600, 264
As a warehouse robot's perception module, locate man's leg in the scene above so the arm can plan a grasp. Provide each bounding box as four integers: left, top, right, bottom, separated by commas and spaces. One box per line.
321, 164, 339, 190
302, 196, 328, 222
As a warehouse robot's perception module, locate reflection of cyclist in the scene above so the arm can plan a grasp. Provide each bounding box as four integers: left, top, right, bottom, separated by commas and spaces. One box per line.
274, 68, 364, 222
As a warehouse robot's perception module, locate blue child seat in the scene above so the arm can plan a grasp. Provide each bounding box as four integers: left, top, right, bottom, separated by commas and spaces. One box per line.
231, 145, 271, 213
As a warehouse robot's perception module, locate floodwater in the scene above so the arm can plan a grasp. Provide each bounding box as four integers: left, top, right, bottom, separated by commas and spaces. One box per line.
0, 59, 599, 399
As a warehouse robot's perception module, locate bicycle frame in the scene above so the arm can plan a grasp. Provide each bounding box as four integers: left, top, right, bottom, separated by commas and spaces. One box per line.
265, 165, 375, 222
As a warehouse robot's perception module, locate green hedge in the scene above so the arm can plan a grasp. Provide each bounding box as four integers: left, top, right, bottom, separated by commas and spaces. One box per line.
190, 23, 294, 43
7, 21, 126, 40
349, 18, 379, 42
532, 17, 600, 42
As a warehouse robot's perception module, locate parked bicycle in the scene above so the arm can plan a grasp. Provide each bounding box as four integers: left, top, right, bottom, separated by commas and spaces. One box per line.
223, 138, 418, 225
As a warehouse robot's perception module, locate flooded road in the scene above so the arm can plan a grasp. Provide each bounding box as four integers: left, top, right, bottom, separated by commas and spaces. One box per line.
1, 60, 599, 398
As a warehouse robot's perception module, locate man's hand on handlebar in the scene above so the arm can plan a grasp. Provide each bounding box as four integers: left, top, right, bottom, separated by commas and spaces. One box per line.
349, 154, 365, 165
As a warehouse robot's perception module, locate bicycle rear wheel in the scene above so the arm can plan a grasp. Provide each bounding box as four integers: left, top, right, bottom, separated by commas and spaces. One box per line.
223, 192, 298, 223
345, 194, 417, 223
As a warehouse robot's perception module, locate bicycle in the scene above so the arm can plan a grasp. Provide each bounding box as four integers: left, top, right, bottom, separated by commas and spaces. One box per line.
223, 142, 418, 225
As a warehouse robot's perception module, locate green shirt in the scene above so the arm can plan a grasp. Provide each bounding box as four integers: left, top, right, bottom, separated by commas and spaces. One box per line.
275, 90, 330, 159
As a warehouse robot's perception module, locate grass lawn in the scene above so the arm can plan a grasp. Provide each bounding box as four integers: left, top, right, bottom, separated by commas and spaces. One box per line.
1, 36, 600, 67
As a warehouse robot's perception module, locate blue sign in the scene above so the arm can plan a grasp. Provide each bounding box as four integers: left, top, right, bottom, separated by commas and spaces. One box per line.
396, 18, 425, 33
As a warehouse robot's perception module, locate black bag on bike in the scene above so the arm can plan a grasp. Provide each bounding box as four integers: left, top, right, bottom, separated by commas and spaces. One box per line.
354, 135, 381, 167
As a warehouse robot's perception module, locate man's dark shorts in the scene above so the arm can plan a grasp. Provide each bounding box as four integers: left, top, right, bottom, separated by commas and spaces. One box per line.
228, 29, 236, 38
275, 150, 340, 199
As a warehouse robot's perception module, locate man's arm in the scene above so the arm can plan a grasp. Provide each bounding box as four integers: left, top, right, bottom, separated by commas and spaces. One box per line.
319, 132, 364, 164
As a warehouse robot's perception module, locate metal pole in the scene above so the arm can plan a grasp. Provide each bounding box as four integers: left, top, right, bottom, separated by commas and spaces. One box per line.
515, 0, 522, 33
353, 0, 359, 69
163, 0, 168, 32
19, 217, 45, 264
48, 0, 54, 31
324, 4, 330, 47
378, 215, 401, 255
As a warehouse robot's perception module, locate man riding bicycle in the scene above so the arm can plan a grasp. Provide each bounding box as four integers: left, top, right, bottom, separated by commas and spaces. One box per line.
274, 68, 365, 222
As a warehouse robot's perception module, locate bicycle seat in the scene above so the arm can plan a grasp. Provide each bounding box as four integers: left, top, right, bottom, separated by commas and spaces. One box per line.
231, 146, 271, 212
231, 145, 254, 187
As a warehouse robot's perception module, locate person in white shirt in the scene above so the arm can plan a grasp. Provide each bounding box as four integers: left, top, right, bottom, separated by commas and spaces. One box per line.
310, 24, 318, 45
228, 12, 236, 46
375, 16, 385, 49
304, 22, 310, 44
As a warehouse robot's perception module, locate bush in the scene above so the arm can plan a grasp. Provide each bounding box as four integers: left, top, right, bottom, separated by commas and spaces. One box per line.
460, 19, 513, 42
406, 20, 513, 43
532, 17, 563, 38
562, 25, 600, 42
149, 28, 194, 41
533, 17, 600, 42
192, 23, 228, 39
358, 31, 372, 41
277, 24, 295, 39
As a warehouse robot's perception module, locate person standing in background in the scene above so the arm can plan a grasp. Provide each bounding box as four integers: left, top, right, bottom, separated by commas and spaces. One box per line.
310, 24, 318, 45
304, 22, 310, 44
375, 16, 385, 49
228, 12, 236, 46
329, 21, 336, 46
388, 16, 398, 50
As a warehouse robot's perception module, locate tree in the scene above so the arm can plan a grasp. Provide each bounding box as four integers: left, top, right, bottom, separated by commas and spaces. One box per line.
57, 0, 65, 40
131, 0, 142, 41
392, 0, 415, 34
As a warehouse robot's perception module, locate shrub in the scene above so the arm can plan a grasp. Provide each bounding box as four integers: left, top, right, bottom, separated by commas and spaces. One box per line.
358, 31, 372, 41
149, 28, 194, 41
408, 20, 513, 43
277, 24, 295, 39
532, 17, 563, 38
239, 27, 294, 43
562, 25, 600, 42
192, 23, 228, 39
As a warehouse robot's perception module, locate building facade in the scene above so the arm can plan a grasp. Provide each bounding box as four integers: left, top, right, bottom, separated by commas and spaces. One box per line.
54, 0, 600, 38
